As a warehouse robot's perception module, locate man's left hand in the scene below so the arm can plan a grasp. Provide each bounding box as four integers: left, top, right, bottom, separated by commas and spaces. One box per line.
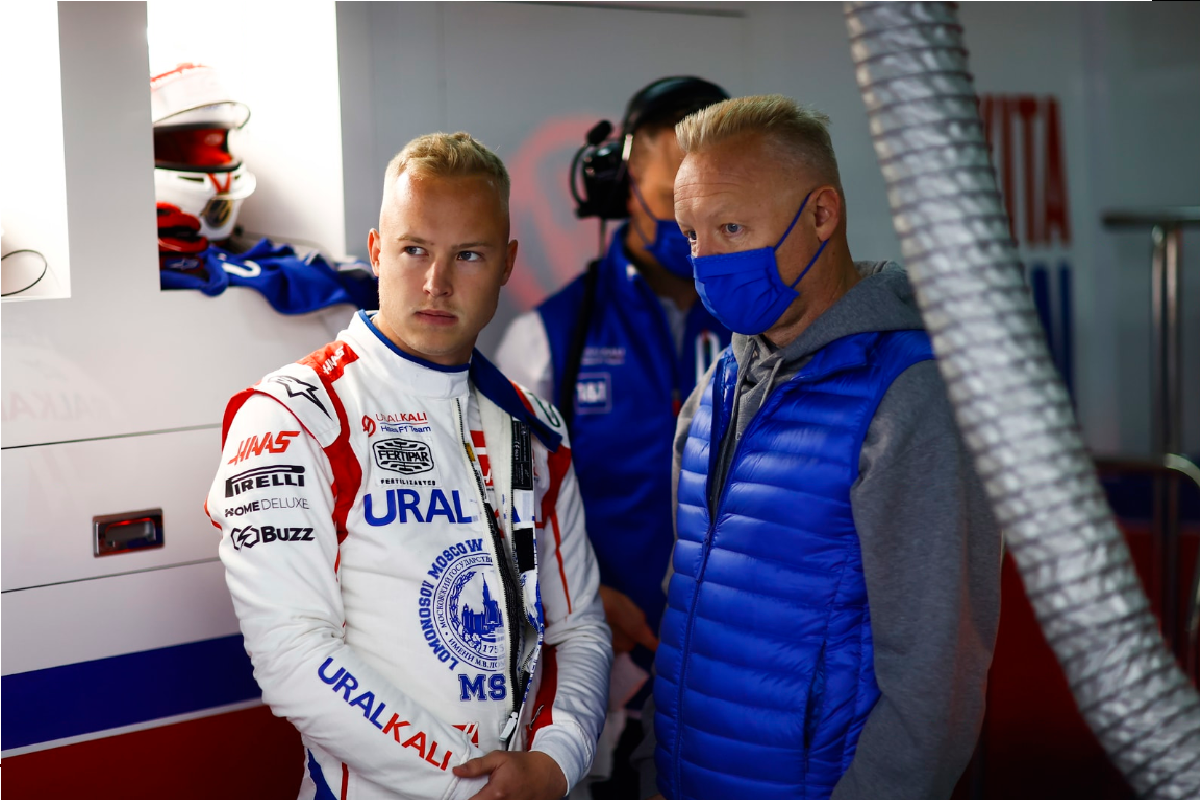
453, 750, 568, 800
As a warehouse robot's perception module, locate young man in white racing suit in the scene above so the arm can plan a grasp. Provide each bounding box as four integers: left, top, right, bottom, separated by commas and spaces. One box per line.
206, 132, 611, 800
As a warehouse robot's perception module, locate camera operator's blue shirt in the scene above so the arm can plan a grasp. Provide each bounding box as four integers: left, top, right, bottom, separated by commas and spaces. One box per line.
495, 226, 731, 697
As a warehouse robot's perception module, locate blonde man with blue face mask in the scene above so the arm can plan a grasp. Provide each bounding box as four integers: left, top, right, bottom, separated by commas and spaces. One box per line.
638, 95, 1002, 800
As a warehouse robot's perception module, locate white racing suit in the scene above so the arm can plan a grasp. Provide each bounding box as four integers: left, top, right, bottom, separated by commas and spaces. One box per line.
206, 310, 611, 800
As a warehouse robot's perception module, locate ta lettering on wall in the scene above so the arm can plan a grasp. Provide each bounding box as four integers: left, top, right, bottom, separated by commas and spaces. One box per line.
980, 94, 1075, 398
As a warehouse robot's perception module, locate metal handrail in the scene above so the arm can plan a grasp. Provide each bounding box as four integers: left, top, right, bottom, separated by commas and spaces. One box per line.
1101, 207, 1200, 228
1101, 208, 1197, 671
1095, 453, 1200, 680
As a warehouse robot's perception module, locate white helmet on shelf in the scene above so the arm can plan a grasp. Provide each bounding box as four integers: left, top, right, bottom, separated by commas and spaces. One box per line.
150, 63, 255, 241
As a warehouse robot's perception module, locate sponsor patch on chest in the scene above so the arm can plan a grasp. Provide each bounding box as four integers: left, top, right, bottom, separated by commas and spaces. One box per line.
417, 538, 503, 673
373, 438, 434, 474
575, 372, 612, 415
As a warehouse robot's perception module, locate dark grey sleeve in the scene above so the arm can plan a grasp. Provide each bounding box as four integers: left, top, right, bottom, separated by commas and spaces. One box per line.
832, 360, 1002, 800
630, 360, 717, 800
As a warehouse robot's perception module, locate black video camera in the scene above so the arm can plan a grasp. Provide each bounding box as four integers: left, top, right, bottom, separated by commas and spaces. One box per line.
569, 76, 729, 222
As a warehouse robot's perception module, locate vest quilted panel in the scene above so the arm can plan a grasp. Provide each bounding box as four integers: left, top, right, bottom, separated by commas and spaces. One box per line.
654, 330, 933, 800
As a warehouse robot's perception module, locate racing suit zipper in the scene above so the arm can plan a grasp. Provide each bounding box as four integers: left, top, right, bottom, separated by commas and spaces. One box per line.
454, 399, 522, 745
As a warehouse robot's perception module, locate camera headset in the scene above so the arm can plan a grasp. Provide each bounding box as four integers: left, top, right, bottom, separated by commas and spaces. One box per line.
559, 77, 728, 428
569, 76, 730, 228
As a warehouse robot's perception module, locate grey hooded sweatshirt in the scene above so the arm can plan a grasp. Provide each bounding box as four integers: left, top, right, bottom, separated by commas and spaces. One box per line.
636, 261, 1002, 800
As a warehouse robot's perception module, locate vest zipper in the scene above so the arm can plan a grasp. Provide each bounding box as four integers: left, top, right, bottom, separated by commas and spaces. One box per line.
673, 399, 753, 796
454, 399, 522, 745
672, 339, 904, 791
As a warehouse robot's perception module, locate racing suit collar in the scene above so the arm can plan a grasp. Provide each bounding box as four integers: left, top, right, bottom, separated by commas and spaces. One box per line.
469, 349, 563, 452
350, 310, 563, 450
357, 310, 470, 373
352, 310, 471, 399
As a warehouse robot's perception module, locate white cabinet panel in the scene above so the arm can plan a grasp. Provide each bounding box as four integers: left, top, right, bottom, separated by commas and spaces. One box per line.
2, 427, 232, 591
1, 559, 239, 676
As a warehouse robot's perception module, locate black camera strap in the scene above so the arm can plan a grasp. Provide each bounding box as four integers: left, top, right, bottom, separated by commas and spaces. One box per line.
558, 258, 601, 433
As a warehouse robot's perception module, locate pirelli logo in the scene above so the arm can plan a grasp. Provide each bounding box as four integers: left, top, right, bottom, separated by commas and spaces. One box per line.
225, 465, 306, 498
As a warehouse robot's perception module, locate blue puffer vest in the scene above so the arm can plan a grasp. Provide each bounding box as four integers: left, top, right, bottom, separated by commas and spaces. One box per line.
654, 329, 933, 800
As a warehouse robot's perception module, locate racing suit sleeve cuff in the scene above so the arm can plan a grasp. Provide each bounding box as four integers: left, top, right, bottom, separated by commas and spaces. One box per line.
530, 723, 591, 795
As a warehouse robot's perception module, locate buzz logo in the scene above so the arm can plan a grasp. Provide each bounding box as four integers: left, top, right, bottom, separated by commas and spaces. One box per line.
373, 439, 434, 474
230, 524, 315, 551
363, 489, 474, 526
575, 373, 611, 415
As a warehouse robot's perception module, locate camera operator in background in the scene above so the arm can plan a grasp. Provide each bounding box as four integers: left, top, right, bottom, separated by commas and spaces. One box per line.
496, 77, 732, 799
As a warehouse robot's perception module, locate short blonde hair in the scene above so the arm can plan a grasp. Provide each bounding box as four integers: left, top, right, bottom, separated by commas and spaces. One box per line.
676, 95, 842, 194
383, 131, 510, 211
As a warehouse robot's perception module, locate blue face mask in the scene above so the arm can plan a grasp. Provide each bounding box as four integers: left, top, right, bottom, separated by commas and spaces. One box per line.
689, 192, 829, 335
630, 180, 694, 278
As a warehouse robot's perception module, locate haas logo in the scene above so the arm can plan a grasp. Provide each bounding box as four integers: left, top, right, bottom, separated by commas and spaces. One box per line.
301, 341, 358, 384
362, 416, 377, 437
321, 345, 346, 376
227, 430, 300, 465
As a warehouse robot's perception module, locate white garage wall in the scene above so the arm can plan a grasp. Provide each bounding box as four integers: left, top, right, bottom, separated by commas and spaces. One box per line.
0, 3, 71, 299
337, 1, 1200, 457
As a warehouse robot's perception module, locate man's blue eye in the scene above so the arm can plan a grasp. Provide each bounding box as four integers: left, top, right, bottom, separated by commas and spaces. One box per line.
404, 246, 426, 256
458, 251, 482, 262
724, 223, 742, 234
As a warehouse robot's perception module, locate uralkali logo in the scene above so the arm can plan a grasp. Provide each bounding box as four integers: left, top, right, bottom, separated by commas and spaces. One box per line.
373, 438, 434, 475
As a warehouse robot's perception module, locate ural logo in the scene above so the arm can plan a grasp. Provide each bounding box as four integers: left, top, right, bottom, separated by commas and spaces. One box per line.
270, 375, 330, 418
227, 430, 300, 465
362, 416, 377, 437
373, 439, 434, 474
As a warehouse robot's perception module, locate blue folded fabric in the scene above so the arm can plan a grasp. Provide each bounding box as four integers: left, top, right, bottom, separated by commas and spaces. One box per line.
160, 238, 378, 313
